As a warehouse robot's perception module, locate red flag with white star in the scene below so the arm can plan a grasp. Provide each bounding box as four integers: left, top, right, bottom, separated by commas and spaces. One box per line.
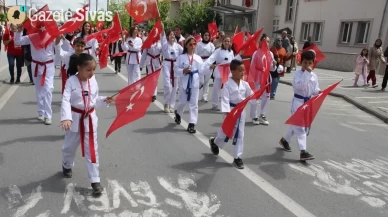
125, 0, 159, 23
142, 19, 162, 49
296, 44, 326, 69
221, 84, 268, 139
285, 80, 342, 128
106, 69, 161, 138
208, 22, 218, 41
58, 5, 88, 35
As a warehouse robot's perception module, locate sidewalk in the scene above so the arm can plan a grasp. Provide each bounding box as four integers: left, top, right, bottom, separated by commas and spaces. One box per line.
279, 68, 388, 123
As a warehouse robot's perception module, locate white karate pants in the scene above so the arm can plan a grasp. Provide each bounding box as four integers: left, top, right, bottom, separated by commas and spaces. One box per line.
32, 66, 54, 119
62, 130, 100, 183
212, 78, 222, 107
214, 111, 246, 159
284, 98, 307, 150
146, 65, 158, 96
200, 71, 212, 101
250, 82, 270, 119
163, 76, 179, 109
177, 87, 199, 124
127, 64, 141, 85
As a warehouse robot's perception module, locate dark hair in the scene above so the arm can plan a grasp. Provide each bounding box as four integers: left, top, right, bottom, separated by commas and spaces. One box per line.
230, 59, 243, 71
360, 48, 369, 57
67, 53, 95, 77
183, 37, 196, 54
129, 26, 138, 37
80, 22, 91, 38
260, 34, 268, 41
221, 36, 231, 51
301, 50, 316, 62
166, 30, 175, 41
175, 26, 182, 30
72, 37, 86, 46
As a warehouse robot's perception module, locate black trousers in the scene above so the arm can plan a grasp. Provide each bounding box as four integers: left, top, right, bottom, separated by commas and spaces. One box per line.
114, 56, 122, 71
381, 65, 388, 89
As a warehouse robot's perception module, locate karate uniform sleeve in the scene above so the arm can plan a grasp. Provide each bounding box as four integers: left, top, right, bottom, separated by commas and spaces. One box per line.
55, 43, 68, 60
139, 48, 148, 68
234, 54, 242, 60
178, 44, 184, 55
174, 55, 184, 77
245, 82, 256, 105
220, 85, 231, 113
196, 57, 206, 75
121, 40, 129, 51
92, 39, 99, 50
312, 73, 321, 95
293, 71, 312, 94
61, 79, 73, 122
203, 49, 219, 69
14, 32, 30, 46
161, 34, 168, 46
95, 83, 109, 109
210, 43, 216, 53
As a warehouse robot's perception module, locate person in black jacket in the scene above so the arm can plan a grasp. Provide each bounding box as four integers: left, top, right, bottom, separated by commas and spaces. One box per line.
380, 47, 388, 90
303, 36, 313, 49
22, 28, 33, 84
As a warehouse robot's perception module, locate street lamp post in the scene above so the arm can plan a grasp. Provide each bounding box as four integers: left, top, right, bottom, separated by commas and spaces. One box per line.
96, 0, 97, 11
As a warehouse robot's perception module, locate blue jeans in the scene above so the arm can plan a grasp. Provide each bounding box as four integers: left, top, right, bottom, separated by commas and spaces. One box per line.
7, 53, 23, 80
271, 76, 280, 97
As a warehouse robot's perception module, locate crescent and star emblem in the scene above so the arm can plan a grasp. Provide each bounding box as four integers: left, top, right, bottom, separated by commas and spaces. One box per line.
126, 85, 145, 111
153, 28, 159, 38
135, 2, 148, 16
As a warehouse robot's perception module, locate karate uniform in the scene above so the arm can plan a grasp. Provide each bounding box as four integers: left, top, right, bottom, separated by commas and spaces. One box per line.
75, 33, 99, 59
55, 41, 75, 94
161, 37, 183, 112
284, 69, 320, 151
122, 36, 142, 85
213, 78, 253, 159
61, 75, 109, 183
140, 41, 162, 96
14, 32, 55, 122
195, 41, 215, 102
249, 50, 276, 123
204, 49, 241, 109
174, 53, 205, 124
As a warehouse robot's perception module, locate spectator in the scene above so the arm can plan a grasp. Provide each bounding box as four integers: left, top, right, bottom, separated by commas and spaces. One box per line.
22, 28, 34, 84
3, 23, 24, 84
285, 36, 298, 73
368, 39, 386, 88
303, 36, 313, 49
380, 46, 388, 90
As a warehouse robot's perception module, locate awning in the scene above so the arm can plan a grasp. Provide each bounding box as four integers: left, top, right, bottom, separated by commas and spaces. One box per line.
207, 3, 256, 14
273, 27, 292, 35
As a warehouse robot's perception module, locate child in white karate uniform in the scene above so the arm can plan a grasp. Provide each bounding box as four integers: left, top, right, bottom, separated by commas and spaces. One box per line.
140, 40, 162, 102
14, 25, 55, 125
209, 59, 253, 169
122, 26, 143, 85
61, 53, 114, 194
174, 37, 206, 133
279, 50, 320, 161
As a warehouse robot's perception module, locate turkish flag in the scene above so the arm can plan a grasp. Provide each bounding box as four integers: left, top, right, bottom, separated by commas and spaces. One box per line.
285, 80, 342, 128
85, 29, 110, 42
58, 5, 88, 35
231, 31, 244, 54
221, 84, 268, 139
125, 0, 160, 23
236, 27, 263, 54
106, 69, 161, 138
97, 21, 104, 30
242, 58, 255, 90
234, 26, 239, 36
218, 63, 230, 85
98, 40, 109, 69
112, 51, 127, 57
4, 22, 8, 51
250, 40, 271, 89
194, 35, 202, 42
296, 44, 325, 69
142, 19, 162, 50
208, 22, 218, 41
106, 13, 122, 44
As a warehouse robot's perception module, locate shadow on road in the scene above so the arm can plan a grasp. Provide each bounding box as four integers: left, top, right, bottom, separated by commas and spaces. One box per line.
0, 135, 63, 147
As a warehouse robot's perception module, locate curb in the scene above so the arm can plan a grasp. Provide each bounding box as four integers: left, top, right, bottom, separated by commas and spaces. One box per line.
279, 80, 388, 123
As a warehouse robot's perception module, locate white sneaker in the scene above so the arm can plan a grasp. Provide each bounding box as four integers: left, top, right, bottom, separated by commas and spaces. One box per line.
259, 115, 269, 125
252, 118, 260, 125
211, 106, 220, 111
37, 115, 44, 121
164, 104, 169, 113
44, 118, 52, 125
169, 107, 174, 113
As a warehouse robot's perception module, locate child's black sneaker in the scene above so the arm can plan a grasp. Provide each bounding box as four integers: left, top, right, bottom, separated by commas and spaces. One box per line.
300, 151, 315, 161
62, 166, 72, 178
209, 137, 219, 155
233, 158, 244, 169
279, 137, 292, 152
91, 183, 103, 195
174, 110, 181, 124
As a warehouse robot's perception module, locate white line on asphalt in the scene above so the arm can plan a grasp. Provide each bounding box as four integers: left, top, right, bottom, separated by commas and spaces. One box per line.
323, 113, 370, 117
355, 96, 388, 99
339, 123, 366, 132
0, 70, 28, 112
377, 107, 388, 111
108, 65, 317, 217
322, 103, 353, 107
346, 122, 388, 127
367, 101, 388, 104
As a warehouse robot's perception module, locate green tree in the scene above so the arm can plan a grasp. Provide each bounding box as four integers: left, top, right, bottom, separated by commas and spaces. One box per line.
171, 0, 222, 35
0, 13, 6, 22
108, 0, 131, 30
146, 0, 172, 31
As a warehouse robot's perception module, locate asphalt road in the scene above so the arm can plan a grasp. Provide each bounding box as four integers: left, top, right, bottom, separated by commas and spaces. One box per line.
0, 62, 387, 217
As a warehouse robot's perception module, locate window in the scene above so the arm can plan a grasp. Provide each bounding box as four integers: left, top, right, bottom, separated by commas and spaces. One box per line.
356, 22, 370, 44
340, 22, 353, 43
301, 23, 311, 41
313, 23, 322, 42
276, 0, 282, 5
286, 0, 294, 21
273, 20, 279, 37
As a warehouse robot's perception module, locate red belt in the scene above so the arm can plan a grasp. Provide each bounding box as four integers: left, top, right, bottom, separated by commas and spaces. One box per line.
164, 58, 176, 87
61, 64, 67, 95
147, 53, 161, 73
127, 51, 139, 64
32, 59, 54, 86
71, 106, 97, 163
201, 56, 210, 59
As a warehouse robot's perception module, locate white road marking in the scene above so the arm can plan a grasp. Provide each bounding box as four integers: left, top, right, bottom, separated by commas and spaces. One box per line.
111, 66, 317, 217
346, 122, 388, 128
0, 70, 28, 112
356, 96, 388, 99
322, 113, 371, 117
164, 198, 183, 209
13, 185, 43, 217
339, 123, 366, 132
367, 101, 388, 103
